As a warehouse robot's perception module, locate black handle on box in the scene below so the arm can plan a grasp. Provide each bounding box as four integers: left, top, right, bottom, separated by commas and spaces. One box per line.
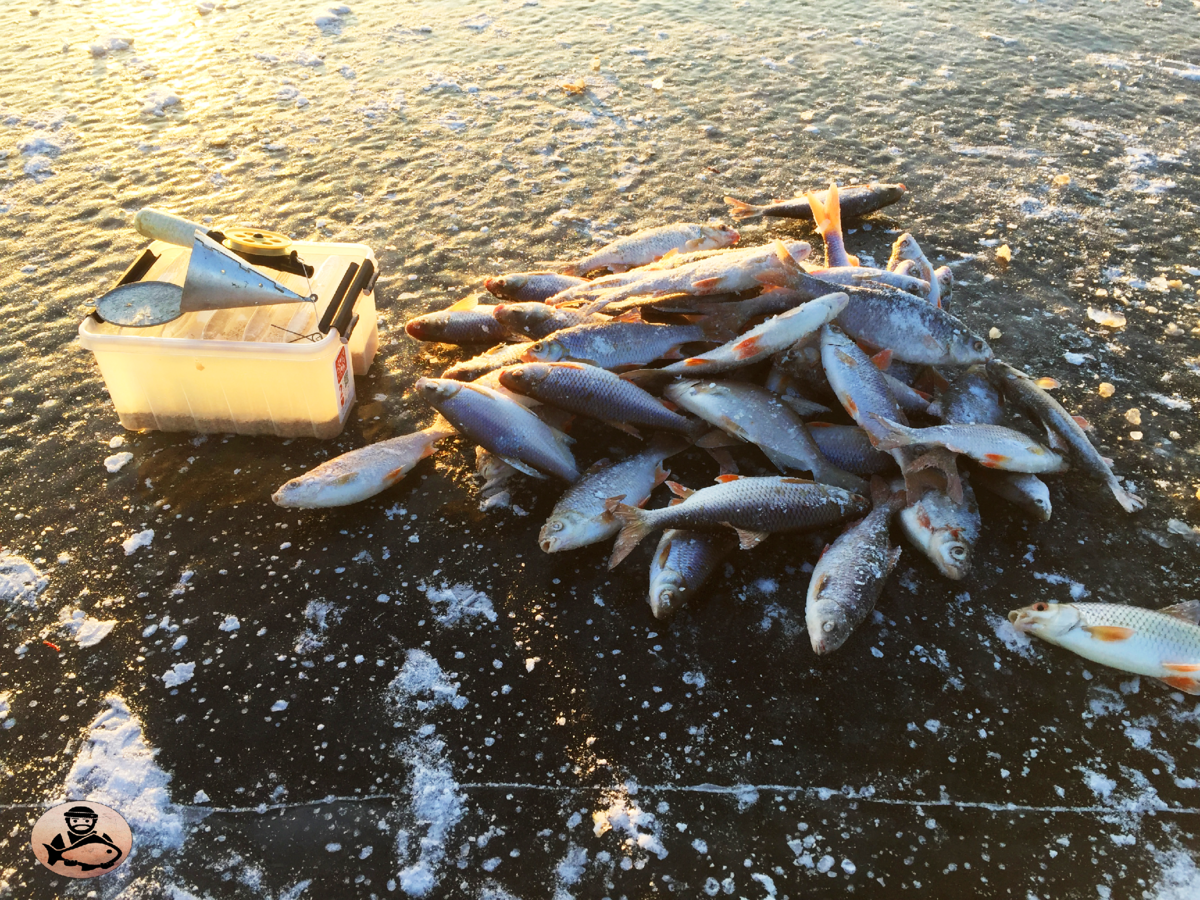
331, 259, 375, 341
318, 262, 359, 335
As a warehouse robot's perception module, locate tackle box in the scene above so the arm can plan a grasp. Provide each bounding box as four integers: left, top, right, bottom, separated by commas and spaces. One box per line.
78, 238, 379, 439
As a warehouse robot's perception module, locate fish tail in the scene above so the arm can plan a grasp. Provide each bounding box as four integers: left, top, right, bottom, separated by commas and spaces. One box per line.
44, 843, 65, 866
649, 432, 693, 457
863, 414, 910, 449
607, 501, 654, 569
723, 196, 763, 221
1108, 476, 1145, 513
695, 305, 744, 343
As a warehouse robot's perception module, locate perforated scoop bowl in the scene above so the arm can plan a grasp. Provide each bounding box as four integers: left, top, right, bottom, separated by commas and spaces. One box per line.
94, 281, 185, 327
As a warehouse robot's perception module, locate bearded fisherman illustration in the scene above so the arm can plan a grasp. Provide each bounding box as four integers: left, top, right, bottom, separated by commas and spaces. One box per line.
43, 806, 124, 872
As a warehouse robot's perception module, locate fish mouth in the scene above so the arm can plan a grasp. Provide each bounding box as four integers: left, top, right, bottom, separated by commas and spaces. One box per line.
1007, 610, 1036, 633
404, 321, 425, 339
810, 636, 827, 655
540, 537, 557, 553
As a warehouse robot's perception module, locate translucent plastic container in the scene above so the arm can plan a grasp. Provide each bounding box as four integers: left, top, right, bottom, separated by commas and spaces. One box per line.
79, 239, 380, 439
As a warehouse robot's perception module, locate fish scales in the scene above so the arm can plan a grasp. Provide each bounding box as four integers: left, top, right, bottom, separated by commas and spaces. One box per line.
1010, 600, 1200, 693
492, 303, 601, 339
416, 377, 580, 482
523, 320, 708, 369
485, 271, 588, 303
569, 223, 739, 276
539, 435, 687, 553
648, 529, 735, 620
500, 362, 699, 435
609, 475, 869, 567
442, 341, 531, 381
985, 359, 1144, 513
807, 423, 896, 475
806, 483, 904, 655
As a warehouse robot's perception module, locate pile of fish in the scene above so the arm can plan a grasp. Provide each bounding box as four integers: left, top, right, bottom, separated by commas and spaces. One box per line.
273, 180, 1153, 669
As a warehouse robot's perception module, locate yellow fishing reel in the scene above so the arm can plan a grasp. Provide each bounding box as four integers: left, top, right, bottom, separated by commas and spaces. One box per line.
222, 226, 292, 257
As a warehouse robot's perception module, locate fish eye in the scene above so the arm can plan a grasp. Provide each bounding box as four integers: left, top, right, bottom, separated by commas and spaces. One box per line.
658, 589, 675, 605
973, 340, 985, 351
549, 521, 563, 533
822, 621, 835, 633
949, 546, 967, 560
1034, 602, 1048, 612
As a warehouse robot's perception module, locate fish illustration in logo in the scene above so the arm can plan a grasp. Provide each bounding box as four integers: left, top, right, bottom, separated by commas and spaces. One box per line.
43, 806, 124, 872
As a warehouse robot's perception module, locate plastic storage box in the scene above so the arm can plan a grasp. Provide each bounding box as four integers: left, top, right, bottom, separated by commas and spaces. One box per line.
79, 239, 379, 439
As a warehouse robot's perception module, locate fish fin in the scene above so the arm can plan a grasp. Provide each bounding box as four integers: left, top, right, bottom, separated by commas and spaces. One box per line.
705, 447, 739, 476
619, 368, 671, 387
1159, 600, 1200, 625
650, 463, 671, 489
1160, 676, 1200, 695
1071, 415, 1090, 430
497, 455, 548, 479
447, 295, 480, 312
717, 415, 750, 442
668, 497, 685, 507
760, 446, 797, 474
715, 473, 742, 483
613, 309, 643, 323
607, 503, 653, 569
843, 396, 859, 417
921, 333, 947, 354
915, 367, 951, 395
697, 312, 740, 343
728, 334, 763, 360
863, 414, 908, 449
691, 276, 724, 291
724, 196, 763, 221
660, 347, 685, 360
666, 480, 695, 499
729, 525, 770, 550
1083, 625, 1135, 642
807, 420, 833, 429
696, 428, 741, 449
885, 544, 903, 573
658, 247, 680, 261
609, 264, 630, 274
384, 468, 407, 485
606, 420, 643, 438
584, 458, 613, 476
870, 349, 893, 370
869, 475, 892, 506
332, 472, 359, 485
780, 476, 815, 484
1162, 662, 1200, 673
1036, 377, 1060, 390
753, 269, 791, 288
825, 181, 843, 239
834, 348, 858, 368
771, 239, 805, 273
811, 570, 829, 594
981, 453, 1010, 468
806, 189, 829, 237
905, 449, 963, 504
1108, 478, 1145, 513
1101, 456, 1114, 467
554, 361, 588, 370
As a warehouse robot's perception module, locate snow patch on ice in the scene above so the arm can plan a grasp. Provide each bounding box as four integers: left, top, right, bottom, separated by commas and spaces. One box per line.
105, 451, 133, 473
295, 599, 345, 654
218, 615, 240, 632
1151, 847, 1200, 899
58, 608, 117, 647
162, 662, 195, 687
592, 789, 667, 860
122, 528, 155, 555
388, 649, 467, 712
988, 613, 1035, 658
58, 696, 190, 858
421, 581, 497, 626
141, 88, 181, 117
90, 34, 134, 57
0, 553, 48, 607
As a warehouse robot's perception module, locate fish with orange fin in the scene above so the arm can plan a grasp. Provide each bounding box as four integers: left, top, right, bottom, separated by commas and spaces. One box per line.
272, 421, 457, 508
1009, 600, 1200, 694
866, 416, 1069, 475
806, 182, 857, 269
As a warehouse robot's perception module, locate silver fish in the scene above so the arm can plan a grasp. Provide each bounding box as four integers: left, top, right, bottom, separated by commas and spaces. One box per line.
608, 474, 869, 567
647, 293, 847, 376
405, 294, 513, 345
663, 379, 865, 492
491, 303, 603, 339
887, 233, 941, 307
521, 319, 715, 369
484, 271, 588, 303
971, 467, 1052, 521
806, 422, 896, 475
897, 476, 980, 580
930, 365, 1004, 425
868, 417, 1068, 474
797, 272, 991, 366
416, 377, 580, 482
806, 479, 904, 654
499, 362, 701, 437
985, 359, 1143, 513
539, 434, 689, 553
566, 223, 739, 275
442, 341, 532, 381
271, 422, 456, 508
648, 529, 735, 620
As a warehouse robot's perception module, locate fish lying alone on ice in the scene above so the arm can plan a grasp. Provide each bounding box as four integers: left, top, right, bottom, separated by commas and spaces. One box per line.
724, 182, 907, 222
1009, 600, 1200, 694
272, 422, 456, 508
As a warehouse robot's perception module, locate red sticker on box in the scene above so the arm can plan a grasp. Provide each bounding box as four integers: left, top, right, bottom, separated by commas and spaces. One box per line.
335, 346, 351, 411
